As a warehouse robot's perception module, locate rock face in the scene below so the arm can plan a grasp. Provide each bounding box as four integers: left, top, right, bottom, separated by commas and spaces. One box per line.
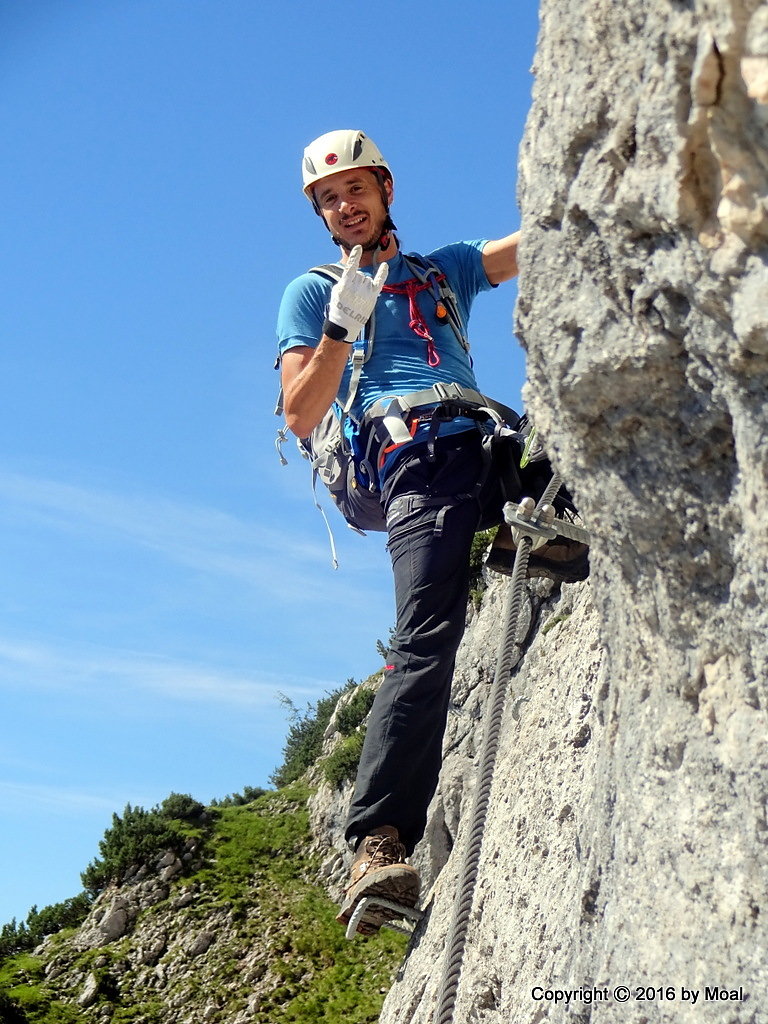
375, 1, 768, 1021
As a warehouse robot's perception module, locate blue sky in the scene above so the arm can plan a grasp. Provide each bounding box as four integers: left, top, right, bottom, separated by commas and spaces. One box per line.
0, 1, 538, 925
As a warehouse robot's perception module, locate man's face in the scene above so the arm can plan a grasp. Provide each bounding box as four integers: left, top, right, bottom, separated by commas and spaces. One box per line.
314, 169, 393, 252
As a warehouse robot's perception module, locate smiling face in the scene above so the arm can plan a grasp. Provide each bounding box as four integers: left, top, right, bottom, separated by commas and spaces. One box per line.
313, 168, 394, 257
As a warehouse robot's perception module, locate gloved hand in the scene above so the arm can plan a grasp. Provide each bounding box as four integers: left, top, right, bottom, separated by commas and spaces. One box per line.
323, 245, 389, 343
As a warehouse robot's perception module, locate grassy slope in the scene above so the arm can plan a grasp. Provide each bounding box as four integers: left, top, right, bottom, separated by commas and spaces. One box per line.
0, 784, 407, 1023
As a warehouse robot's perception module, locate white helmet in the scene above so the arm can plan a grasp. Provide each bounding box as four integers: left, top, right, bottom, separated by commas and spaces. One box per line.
302, 130, 393, 206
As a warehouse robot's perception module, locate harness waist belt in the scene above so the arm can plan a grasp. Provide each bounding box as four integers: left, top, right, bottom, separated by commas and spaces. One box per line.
363, 383, 519, 444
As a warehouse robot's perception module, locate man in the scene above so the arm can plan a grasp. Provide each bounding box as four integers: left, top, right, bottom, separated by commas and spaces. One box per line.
277, 130, 588, 934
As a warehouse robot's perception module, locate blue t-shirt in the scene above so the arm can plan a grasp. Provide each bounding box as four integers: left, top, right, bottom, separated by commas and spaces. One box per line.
276, 240, 494, 478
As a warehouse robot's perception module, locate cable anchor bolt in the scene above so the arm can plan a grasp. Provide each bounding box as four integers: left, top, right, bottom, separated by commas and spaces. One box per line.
503, 498, 559, 551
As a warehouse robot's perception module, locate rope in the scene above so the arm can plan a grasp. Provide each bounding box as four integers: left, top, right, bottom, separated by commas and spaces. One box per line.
433, 473, 562, 1024
383, 276, 445, 367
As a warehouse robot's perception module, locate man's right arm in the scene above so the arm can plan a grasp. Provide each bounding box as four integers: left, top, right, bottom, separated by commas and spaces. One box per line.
280, 337, 351, 439
279, 245, 388, 439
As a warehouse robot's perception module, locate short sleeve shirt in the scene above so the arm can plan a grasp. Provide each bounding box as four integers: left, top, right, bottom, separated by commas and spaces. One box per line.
277, 240, 494, 425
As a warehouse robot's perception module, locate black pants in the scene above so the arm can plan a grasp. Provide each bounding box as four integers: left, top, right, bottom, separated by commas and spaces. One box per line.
344, 429, 559, 854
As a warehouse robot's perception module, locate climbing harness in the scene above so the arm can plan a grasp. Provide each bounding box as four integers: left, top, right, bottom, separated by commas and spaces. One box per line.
345, 896, 423, 941
432, 473, 590, 1024
275, 377, 519, 568
274, 248, 518, 565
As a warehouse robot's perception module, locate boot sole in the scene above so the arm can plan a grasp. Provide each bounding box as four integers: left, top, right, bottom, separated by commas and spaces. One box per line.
336, 866, 420, 935
486, 545, 589, 584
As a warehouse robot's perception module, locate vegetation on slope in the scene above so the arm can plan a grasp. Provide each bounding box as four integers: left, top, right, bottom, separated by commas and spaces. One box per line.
272, 675, 378, 790
0, 527, 502, 1021
0, 784, 405, 1023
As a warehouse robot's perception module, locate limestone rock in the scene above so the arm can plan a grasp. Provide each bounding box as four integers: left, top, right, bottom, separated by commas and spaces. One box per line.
75, 895, 135, 949
379, 1, 768, 1021
186, 930, 216, 958
77, 972, 100, 1008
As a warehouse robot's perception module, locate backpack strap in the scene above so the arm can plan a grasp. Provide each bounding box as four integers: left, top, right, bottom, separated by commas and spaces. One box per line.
275, 256, 474, 466
401, 253, 470, 356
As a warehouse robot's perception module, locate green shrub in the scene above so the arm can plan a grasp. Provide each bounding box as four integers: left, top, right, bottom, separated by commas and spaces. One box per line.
541, 612, 572, 635
0, 893, 92, 964
0, 991, 28, 1022
2, 784, 406, 1024
469, 527, 496, 593
158, 793, 205, 821
322, 732, 365, 789
81, 803, 187, 896
334, 686, 376, 735
270, 680, 357, 788
375, 626, 396, 662
80, 791, 215, 896
210, 786, 268, 808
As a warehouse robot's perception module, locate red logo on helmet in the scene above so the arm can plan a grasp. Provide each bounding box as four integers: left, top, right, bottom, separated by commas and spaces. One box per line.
325, 153, 339, 165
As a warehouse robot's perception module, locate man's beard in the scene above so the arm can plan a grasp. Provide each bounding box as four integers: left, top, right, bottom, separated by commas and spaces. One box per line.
333, 214, 388, 253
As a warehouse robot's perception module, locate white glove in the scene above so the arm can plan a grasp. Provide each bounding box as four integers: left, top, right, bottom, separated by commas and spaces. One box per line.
324, 245, 389, 342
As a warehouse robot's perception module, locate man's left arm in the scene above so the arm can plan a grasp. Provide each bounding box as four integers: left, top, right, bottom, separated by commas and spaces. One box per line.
482, 231, 520, 285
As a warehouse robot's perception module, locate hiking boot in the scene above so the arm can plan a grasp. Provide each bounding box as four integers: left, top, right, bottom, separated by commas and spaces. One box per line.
485, 522, 590, 584
336, 826, 421, 936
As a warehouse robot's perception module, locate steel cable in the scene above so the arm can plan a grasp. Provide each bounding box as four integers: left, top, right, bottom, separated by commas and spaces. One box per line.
433, 474, 561, 1024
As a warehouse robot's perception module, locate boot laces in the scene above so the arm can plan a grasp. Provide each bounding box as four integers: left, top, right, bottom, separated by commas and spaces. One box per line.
364, 832, 406, 868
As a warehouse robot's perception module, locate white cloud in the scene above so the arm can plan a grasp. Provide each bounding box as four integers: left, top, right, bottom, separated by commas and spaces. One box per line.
0, 635, 331, 708
0, 779, 126, 815
0, 468, 322, 575
0, 466, 391, 605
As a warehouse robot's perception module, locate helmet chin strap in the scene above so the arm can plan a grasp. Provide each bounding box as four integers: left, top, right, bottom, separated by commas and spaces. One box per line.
374, 214, 398, 252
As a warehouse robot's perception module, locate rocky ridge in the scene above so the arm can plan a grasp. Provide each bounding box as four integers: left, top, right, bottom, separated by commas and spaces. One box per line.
0, 785, 406, 1022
